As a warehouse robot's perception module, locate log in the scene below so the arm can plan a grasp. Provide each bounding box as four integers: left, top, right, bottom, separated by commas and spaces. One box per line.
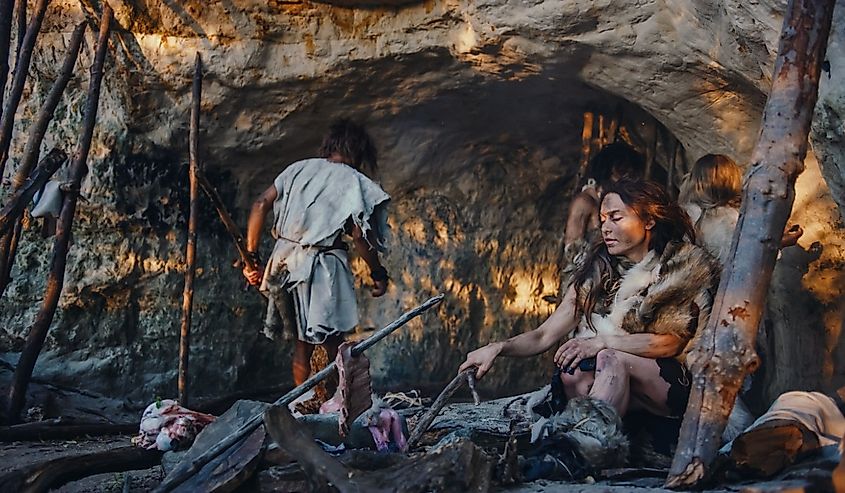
0, 0, 50, 172
263, 405, 493, 493
171, 425, 265, 493
4, 4, 112, 425
0, 419, 137, 441
0, 0, 13, 123
571, 111, 594, 196
179, 53, 202, 407
11, 21, 85, 191
407, 368, 474, 449
727, 420, 814, 477
154, 294, 444, 492
263, 404, 358, 492
666, 0, 836, 488
0, 446, 161, 493
0, 148, 66, 237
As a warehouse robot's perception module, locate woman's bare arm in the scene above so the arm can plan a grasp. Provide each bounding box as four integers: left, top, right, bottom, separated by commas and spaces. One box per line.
242, 185, 277, 285
460, 285, 579, 378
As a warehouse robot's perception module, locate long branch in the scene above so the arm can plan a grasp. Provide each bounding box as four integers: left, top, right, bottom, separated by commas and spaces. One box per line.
0, 0, 14, 124
666, 0, 836, 487
0, 0, 50, 174
4, 3, 112, 425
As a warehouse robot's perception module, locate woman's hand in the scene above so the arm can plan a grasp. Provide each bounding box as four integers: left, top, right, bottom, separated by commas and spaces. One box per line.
459, 342, 503, 379
554, 336, 606, 372
242, 263, 263, 286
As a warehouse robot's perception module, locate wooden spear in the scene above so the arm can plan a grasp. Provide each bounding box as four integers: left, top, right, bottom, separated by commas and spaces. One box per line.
571, 111, 594, 196
4, 3, 112, 425
178, 53, 202, 406
154, 294, 445, 492
666, 0, 835, 487
0, 0, 13, 123
195, 170, 258, 273
0, 0, 50, 174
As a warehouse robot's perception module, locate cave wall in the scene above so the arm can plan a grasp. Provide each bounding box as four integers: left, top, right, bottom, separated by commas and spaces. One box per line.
1, 0, 844, 405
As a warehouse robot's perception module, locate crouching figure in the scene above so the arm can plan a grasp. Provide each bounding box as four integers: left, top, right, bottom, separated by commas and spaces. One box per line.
460, 179, 720, 478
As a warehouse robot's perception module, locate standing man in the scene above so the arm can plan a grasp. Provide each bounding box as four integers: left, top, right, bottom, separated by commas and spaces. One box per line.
243, 119, 390, 385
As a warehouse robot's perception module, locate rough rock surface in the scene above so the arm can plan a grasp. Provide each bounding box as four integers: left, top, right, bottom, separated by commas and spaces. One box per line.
0, 0, 844, 406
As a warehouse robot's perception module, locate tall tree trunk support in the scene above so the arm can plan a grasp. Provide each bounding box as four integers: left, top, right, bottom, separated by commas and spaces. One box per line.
0, 0, 49, 173
13, 0, 24, 64
666, 0, 836, 487
179, 53, 202, 406
0, 0, 13, 123
4, 4, 112, 425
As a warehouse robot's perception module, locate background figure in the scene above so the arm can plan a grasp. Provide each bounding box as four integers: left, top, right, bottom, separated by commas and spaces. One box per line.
559, 143, 645, 301
243, 119, 390, 386
679, 154, 803, 266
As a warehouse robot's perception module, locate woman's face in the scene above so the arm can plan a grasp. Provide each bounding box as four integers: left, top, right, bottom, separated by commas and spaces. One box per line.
600, 193, 654, 262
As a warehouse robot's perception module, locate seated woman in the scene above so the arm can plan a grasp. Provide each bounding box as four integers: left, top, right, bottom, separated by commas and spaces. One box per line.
460, 180, 720, 472
679, 154, 802, 265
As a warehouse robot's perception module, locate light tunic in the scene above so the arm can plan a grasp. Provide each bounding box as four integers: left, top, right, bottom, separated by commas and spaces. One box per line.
260, 158, 390, 344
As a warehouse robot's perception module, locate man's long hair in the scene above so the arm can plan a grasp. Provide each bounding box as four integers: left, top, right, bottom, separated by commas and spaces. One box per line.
319, 119, 378, 175
571, 180, 695, 331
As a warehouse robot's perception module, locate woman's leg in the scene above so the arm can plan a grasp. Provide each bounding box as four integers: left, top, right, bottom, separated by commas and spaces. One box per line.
589, 349, 675, 417
560, 368, 596, 399
293, 340, 315, 386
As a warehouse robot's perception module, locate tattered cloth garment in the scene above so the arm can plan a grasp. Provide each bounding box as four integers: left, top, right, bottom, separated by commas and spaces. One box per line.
260, 158, 390, 344
319, 341, 374, 438
131, 399, 215, 451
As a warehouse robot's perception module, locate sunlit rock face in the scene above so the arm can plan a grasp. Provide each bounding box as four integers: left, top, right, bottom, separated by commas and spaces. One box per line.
1, 0, 844, 405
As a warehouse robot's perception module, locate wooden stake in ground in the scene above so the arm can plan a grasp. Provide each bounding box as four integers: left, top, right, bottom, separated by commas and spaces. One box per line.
0, 0, 50, 172
154, 294, 444, 492
179, 53, 202, 407
0, 22, 85, 297
666, 0, 836, 487
4, 4, 112, 425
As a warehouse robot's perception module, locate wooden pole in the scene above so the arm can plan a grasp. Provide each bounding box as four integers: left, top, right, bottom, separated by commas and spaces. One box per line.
4, 3, 112, 425
666, 139, 678, 197
666, 0, 835, 487
571, 111, 594, 196
0, 148, 66, 236
406, 368, 475, 449
154, 294, 444, 492
643, 122, 657, 180
0, 22, 85, 298
179, 53, 202, 406
0, 0, 50, 174
12, 0, 24, 65
0, 0, 13, 124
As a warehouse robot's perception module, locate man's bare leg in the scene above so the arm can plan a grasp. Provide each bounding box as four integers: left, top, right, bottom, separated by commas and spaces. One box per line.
589, 349, 674, 417
293, 340, 315, 386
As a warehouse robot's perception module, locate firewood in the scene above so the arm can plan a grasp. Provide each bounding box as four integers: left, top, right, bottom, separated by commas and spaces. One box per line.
0, 418, 136, 441
407, 368, 475, 449
0, 446, 161, 493
667, 0, 837, 487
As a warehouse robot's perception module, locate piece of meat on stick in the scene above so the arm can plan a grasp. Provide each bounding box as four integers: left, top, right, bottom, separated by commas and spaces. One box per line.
319, 341, 373, 437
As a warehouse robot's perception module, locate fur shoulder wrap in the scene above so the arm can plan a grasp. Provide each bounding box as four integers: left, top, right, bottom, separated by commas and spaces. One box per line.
619, 242, 720, 345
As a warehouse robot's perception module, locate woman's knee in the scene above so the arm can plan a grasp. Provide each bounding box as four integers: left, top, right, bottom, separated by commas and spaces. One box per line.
559, 368, 593, 396
596, 349, 624, 371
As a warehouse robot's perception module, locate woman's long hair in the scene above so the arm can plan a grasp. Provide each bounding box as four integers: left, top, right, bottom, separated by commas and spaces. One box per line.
678, 154, 742, 210
571, 179, 695, 330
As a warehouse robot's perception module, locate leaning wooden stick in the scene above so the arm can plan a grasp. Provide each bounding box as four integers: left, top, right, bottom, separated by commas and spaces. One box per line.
406, 367, 476, 449
0, 148, 66, 236
666, 0, 835, 487
154, 294, 444, 492
195, 170, 257, 273
178, 53, 202, 407
0, 0, 50, 172
5, 4, 112, 425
